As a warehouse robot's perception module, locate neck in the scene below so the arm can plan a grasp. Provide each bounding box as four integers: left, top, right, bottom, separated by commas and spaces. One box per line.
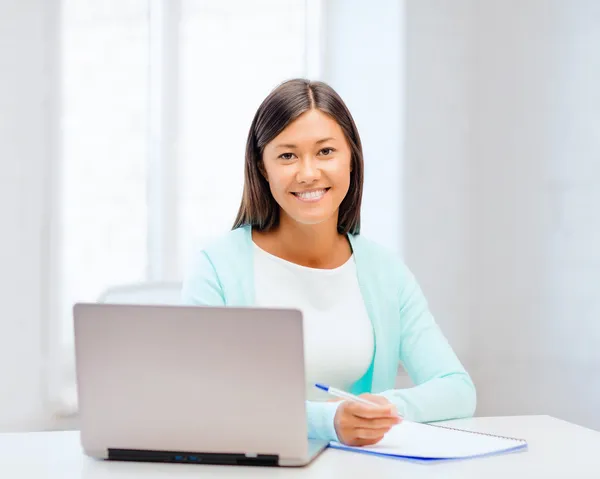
253, 213, 351, 269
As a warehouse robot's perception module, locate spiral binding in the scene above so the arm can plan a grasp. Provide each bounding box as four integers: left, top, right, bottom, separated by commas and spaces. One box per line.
424, 422, 527, 443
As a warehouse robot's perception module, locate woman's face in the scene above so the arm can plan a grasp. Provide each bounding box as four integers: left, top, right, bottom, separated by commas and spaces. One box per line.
261, 109, 352, 228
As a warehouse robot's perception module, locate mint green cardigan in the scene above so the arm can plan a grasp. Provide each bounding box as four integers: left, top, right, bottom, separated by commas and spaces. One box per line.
181, 225, 476, 441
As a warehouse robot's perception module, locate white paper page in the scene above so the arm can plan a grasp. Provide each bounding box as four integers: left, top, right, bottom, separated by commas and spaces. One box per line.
331, 420, 525, 459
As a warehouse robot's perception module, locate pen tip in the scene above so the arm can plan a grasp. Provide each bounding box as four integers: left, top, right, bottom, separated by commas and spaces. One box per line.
315, 383, 327, 391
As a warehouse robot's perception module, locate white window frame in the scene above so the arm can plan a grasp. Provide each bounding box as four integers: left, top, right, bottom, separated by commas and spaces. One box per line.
148, 0, 182, 282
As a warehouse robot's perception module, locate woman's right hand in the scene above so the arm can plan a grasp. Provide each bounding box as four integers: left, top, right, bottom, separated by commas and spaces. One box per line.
333, 394, 402, 446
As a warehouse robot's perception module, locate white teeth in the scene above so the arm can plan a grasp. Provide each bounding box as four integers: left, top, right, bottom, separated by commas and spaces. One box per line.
296, 189, 326, 200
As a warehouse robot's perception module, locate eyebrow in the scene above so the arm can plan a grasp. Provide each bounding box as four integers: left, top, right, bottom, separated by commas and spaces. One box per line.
274, 137, 336, 149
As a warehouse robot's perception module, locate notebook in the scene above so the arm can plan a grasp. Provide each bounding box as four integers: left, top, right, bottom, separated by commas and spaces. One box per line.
329, 420, 528, 462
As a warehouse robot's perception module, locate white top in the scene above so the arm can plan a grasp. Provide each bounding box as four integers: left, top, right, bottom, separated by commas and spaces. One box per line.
2, 416, 600, 477
253, 243, 374, 401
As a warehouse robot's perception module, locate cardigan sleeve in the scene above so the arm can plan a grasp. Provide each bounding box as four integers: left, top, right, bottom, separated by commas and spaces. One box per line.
181, 251, 226, 306
379, 265, 477, 422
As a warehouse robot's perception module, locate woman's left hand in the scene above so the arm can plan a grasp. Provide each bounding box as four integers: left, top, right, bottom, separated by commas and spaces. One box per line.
331, 394, 401, 446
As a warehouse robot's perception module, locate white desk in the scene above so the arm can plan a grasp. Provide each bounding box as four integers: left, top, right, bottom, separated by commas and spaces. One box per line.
1, 416, 599, 479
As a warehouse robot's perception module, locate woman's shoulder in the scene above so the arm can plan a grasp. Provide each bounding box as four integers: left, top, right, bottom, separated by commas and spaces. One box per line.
349, 233, 415, 292
349, 233, 404, 267
182, 226, 253, 305
201, 225, 252, 259
184, 226, 252, 279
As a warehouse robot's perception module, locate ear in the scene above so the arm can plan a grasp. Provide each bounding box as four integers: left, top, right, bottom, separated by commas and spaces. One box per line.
258, 160, 268, 182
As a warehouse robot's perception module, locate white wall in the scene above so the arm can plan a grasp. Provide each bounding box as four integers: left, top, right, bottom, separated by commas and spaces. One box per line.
406, 0, 600, 430
404, 0, 474, 360
0, 0, 58, 432
470, 0, 600, 430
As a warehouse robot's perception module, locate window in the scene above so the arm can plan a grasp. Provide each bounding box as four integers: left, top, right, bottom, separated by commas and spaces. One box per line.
56, 0, 322, 413
60, 0, 149, 345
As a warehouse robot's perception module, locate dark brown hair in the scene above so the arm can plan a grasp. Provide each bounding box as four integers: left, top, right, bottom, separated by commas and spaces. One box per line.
232, 78, 364, 235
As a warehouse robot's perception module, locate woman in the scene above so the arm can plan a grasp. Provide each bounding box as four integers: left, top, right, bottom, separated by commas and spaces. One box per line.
182, 79, 476, 446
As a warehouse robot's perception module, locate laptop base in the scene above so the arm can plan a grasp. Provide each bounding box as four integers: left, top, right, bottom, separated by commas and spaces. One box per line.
108, 448, 279, 466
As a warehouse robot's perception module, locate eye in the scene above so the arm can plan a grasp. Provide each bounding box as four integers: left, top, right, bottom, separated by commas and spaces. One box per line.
319, 147, 335, 156
279, 152, 296, 160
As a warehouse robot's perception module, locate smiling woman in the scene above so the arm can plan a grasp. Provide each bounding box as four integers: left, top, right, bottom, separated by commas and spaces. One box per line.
233, 80, 363, 238
182, 79, 476, 447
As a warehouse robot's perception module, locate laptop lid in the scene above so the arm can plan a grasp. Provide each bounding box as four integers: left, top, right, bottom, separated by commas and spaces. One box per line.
73, 304, 313, 465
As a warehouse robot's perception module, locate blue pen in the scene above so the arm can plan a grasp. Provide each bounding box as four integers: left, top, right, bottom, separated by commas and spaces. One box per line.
315, 383, 380, 407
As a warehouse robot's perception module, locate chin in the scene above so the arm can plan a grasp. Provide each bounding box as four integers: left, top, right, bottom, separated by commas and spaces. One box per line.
279, 198, 340, 227
287, 212, 336, 227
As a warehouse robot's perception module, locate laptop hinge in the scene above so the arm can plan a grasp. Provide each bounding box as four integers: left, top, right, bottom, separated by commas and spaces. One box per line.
108, 448, 279, 466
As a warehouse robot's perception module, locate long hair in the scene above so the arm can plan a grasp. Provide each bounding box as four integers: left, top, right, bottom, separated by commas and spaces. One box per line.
233, 78, 364, 235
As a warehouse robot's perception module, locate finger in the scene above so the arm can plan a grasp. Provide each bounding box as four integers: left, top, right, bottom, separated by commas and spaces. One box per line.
359, 395, 400, 417
358, 394, 390, 406
347, 402, 397, 419
351, 436, 386, 447
350, 416, 401, 430
354, 427, 391, 440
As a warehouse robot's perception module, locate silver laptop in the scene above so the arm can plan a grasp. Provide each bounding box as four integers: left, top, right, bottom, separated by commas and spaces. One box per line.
73, 303, 328, 467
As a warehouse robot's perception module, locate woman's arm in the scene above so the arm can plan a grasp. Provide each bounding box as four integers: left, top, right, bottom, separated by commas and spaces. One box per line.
379, 266, 477, 421
306, 401, 343, 441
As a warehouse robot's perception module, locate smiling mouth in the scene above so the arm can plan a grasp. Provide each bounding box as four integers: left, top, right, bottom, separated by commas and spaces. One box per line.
291, 188, 330, 202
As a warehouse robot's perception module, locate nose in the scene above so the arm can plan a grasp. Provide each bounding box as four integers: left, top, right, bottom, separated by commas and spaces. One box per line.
296, 156, 321, 184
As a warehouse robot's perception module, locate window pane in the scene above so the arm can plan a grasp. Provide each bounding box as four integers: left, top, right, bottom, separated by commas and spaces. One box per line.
178, 0, 307, 269
60, 0, 149, 343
